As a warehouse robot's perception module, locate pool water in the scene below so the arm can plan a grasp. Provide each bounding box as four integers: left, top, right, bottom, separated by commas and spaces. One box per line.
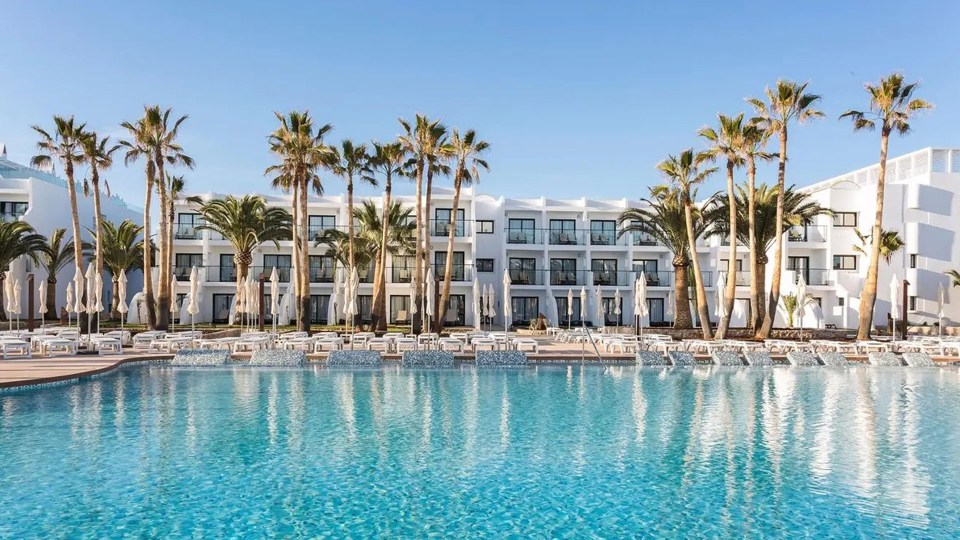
2, 365, 959, 538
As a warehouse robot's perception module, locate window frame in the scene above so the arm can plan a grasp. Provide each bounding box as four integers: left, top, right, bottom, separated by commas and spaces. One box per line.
833, 255, 858, 271
832, 212, 858, 228
476, 258, 494, 273
476, 220, 494, 234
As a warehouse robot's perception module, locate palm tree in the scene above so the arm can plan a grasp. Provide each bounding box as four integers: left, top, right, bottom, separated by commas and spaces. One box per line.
398, 115, 447, 332
618, 185, 706, 329
437, 129, 490, 331
841, 73, 933, 339
367, 141, 408, 331
166, 174, 186, 269
0, 221, 46, 320
747, 80, 823, 339
703, 184, 829, 320
327, 140, 375, 277
192, 196, 292, 321
852, 228, 905, 265
266, 111, 334, 332
80, 131, 120, 279
30, 116, 87, 275
37, 228, 78, 318
946, 270, 960, 288
741, 123, 775, 331
699, 113, 747, 338
119, 115, 159, 328
658, 149, 717, 338
422, 133, 451, 325
88, 220, 145, 317
355, 201, 416, 324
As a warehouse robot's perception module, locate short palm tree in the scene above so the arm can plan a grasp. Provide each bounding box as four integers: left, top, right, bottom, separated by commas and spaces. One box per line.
747, 80, 824, 339
0, 221, 46, 320
31, 116, 87, 275
192, 196, 292, 319
88, 220, 146, 317
841, 73, 933, 339
437, 129, 489, 331
327, 140, 375, 276
657, 149, 717, 338
80, 131, 120, 278
367, 141, 408, 331
37, 228, 80, 318
852, 228, 905, 265
703, 184, 830, 321
266, 111, 334, 332
699, 113, 747, 338
619, 185, 706, 329
946, 270, 960, 288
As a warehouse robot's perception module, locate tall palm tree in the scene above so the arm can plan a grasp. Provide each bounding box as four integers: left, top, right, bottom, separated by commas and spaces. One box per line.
80, 131, 120, 278
119, 116, 159, 328
37, 228, 78, 317
327, 140, 375, 277
0, 221, 46, 320
437, 129, 489, 331
192, 196, 292, 320
841, 73, 932, 339
367, 141, 408, 331
422, 133, 451, 325
852, 228, 905, 265
747, 80, 823, 339
658, 149, 717, 338
703, 184, 829, 320
143, 106, 194, 330
699, 113, 746, 338
166, 174, 186, 269
30, 116, 87, 275
618, 185, 707, 329
741, 122, 775, 331
398, 115, 447, 332
266, 111, 334, 332
88, 220, 145, 317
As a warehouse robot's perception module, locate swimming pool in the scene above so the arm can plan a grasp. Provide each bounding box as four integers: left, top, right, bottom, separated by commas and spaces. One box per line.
1, 365, 959, 537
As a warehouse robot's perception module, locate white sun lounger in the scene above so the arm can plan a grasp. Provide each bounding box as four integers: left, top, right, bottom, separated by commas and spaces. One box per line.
395, 338, 418, 352
472, 337, 497, 352
513, 338, 539, 353
1, 340, 32, 359
439, 337, 465, 352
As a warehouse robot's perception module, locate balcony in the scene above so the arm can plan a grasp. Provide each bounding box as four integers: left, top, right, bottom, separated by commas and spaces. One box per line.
631, 231, 660, 247
206, 266, 238, 283
310, 267, 334, 283
788, 225, 827, 243
592, 270, 622, 286
549, 269, 579, 286
0, 212, 25, 223
392, 266, 413, 283
548, 229, 584, 246
250, 266, 292, 282
590, 230, 619, 246
506, 228, 542, 245
791, 268, 832, 286
174, 221, 204, 240
509, 268, 541, 285
430, 219, 470, 237
638, 271, 673, 288
432, 263, 472, 282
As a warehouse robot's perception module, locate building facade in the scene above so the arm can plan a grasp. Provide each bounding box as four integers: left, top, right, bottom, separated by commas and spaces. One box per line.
169, 147, 960, 330
0, 146, 143, 318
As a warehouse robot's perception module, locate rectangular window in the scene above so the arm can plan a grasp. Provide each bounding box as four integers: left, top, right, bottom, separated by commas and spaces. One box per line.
632, 259, 660, 285
308, 215, 337, 240
556, 296, 582, 325
309, 255, 335, 283
507, 218, 537, 244
310, 295, 330, 324
390, 295, 411, 323
601, 297, 623, 326
647, 298, 665, 326
476, 259, 494, 273
477, 220, 494, 234
263, 254, 292, 282
509, 258, 538, 285
212, 293, 234, 323
391, 255, 414, 283
909, 254, 917, 269
434, 251, 465, 281
832, 212, 858, 227
219, 254, 236, 282
444, 294, 466, 325
510, 296, 539, 325
434, 208, 465, 236
0, 201, 28, 219
787, 256, 810, 284
175, 213, 201, 239
909, 296, 917, 311
592, 259, 618, 286
838, 297, 845, 307
720, 259, 744, 272
833, 255, 857, 271
550, 258, 577, 286
174, 253, 202, 280
590, 220, 617, 245
549, 219, 578, 245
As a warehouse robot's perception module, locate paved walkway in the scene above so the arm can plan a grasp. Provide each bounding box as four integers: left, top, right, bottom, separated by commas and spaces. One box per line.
0, 354, 167, 388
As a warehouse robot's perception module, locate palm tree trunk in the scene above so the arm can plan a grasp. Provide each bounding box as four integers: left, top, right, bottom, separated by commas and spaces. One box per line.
717, 159, 737, 339
347, 179, 355, 274
673, 262, 692, 329
412, 159, 425, 334
758, 129, 788, 339
111, 278, 120, 318
143, 167, 157, 329
47, 278, 58, 319
436, 175, 462, 332
155, 160, 170, 330
747, 156, 759, 332
424, 168, 435, 326
299, 180, 311, 333
755, 259, 767, 324
372, 175, 392, 332
290, 189, 300, 325
64, 160, 83, 271
684, 198, 713, 339
857, 129, 890, 339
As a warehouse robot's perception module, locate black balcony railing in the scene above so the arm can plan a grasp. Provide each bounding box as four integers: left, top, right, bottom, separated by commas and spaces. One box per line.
173, 221, 204, 240
509, 268, 541, 285
788, 225, 827, 243
506, 228, 542, 245
548, 229, 584, 245
430, 219, 469, 237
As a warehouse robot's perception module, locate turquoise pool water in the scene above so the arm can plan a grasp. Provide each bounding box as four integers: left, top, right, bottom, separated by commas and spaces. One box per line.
2, 365, 959, 538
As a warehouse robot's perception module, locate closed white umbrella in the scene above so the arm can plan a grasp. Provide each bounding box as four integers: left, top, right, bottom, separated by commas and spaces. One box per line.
890, 274, 900, 341
796, 273, 807, 336
269, 267, 279, 333
665, 290, 674, 328
278, 282, 293, 327
484, 284, 493, 319
938, 282, 946, 337
117, 269, 128, 332
189, 266, 201, 331
714, 271, 728, 325
346, 267, 359, 345
170, 274, 178, 332
328, 267, 341, 327
72, 267, 85, 333
65, 281, 75, 329
425, 266, 435, 331
247, 275, 259, 326
635, 273, 648, 339
502, 269, 512, 332
595, 284, 603, 327
85, 263, 97, 342
579, 286, 587, 324
3, 273, 12, 329
614, 289, 622, 328
566, 288, 574, 329
38, 279, 48, 327
12, 278, 21, 330
472, 277, 482, 331
94, 272, 104, 333
408, 276, 418, 333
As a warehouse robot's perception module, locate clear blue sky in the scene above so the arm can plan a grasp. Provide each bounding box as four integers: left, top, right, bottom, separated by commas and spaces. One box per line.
1, 0, 958, 206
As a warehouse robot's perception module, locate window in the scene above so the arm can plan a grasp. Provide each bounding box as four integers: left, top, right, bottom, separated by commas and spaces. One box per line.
590, 220, 616, 245
219, 254, 236, 282
838, 297, 845, 307
507, 218, 537, 244
556, 296, 582, 325
509, 258, 538, 285
592, 259, 618, 285
445, 295, 466, 325
310, 295, 330, 324
811, 297, 822, 307
0, 201, 28, 219
511, 297, 539, 325
174, 253, 202, 280
308, 215, 336, 240
720, 259, 744, 272
309, 255, 335, 282
550, 258, 577, 286
477, 220, 494, 234
633, 259, 660, 285
787, 256, 810, 284
549, 219, 578, 245
434, 251, 465, 281
390, 296, 411, 323
175, 213, 201, 239
601, 297, 622, 326
647, 298, 666, 326
832, 212, 857, 227
833, 255, 857, 271
392, 255, 414, 283
263, 254, 292, 282
630, 220, 657, 246
212, 294, 234, 323
476, 259, 494, 273
909, 254, 917, 269
909, 296, 917, 311
434, 208, 465, 236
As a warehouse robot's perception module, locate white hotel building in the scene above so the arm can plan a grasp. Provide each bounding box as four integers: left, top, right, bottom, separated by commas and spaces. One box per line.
167, 147, 960, 330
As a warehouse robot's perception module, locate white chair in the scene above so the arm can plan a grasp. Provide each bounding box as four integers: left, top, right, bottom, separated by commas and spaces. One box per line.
314, 338, 344, 352
439, 337, 465, 352
396, 338, 418, 352
1, 340, 32, 359
366, 337, 391, 352
472, 338, 497, 351
513, 338, 539, 353
44, 339, 78, 356
93, 337, 123, 355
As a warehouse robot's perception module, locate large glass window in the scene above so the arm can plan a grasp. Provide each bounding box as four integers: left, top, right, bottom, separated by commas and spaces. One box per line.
263, 255, 292, 282
832, 212, 857, 227
590, 220, 616, 245
647, 298, 665, 326
434, 208, 465, 236
390, 295, 411, 323
550, 258, 577, 286
507, 218, 537, 244
434, 251, 465, 281
175, 213, 201, 239
0, 201, 28, 221
592, 259, 618, 286
549, 219, 578, 245
310, 295, 330, 324
444, 295, 466, 325
556, 296, 582, 325
219, 254, 236, 283
833, 255, 857, 271
630, 220, 657, 246
633, 259, 660, 285
309, 255, 335, 282
212, 293, 234, 323
174, 253, 202, 280
601, 297, 622, 326
509, 258, 537, 285
308, 215, 337, 240
392, 255, 414, 283
358, 295, 373, 322
511, 296, 539, 325
787, 256, 810, 283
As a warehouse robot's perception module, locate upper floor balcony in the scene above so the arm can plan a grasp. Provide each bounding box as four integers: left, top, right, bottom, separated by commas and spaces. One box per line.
430, 219, 470, 238
787, 225, 827, 244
